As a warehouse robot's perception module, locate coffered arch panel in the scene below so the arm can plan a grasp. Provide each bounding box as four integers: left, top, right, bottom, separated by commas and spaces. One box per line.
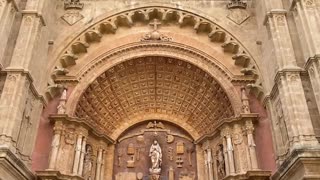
75, 56, 234, 140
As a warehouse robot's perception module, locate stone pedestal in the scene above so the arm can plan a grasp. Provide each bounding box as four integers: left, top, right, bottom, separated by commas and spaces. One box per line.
272, 149, 320, 180
0, 148, 34, 180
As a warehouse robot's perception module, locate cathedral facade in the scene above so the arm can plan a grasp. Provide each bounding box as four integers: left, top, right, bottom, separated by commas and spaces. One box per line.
0, 0, 320, 179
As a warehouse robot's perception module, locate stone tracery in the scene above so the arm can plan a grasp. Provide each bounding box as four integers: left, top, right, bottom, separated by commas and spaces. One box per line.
75, 57, 234, 138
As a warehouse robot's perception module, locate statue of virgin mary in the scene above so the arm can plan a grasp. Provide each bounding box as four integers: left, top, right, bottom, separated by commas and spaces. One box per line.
149, 140, 162, 174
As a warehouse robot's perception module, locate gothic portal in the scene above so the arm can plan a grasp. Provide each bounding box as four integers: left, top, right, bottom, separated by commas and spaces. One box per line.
1, 0, 320, 180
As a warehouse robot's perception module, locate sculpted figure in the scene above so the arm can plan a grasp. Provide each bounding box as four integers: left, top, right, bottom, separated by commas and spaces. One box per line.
217, 144, 226, 179
57, 88, 67, 114
83, 145, 93, 180
149, 140, 162, 174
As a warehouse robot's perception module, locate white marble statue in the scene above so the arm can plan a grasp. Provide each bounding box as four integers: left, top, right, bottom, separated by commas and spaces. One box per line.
149, 140, 162, 174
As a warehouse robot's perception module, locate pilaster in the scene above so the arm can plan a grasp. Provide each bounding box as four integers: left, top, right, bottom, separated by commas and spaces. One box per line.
0, 0, 46, 178
265, 9, 319, 152
290, 0, 320, 116
0, 0, 19, 68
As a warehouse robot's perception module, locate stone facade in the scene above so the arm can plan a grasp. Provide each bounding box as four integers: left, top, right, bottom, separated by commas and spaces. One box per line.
0, 0, 319, 179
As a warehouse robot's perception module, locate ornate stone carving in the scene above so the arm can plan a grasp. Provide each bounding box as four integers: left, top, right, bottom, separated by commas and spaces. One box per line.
176, 142, 185, 155
61, 11, 84, 26
64, 0, 84, 10
75, 57, 234, 137
57, 88, 67, 114
127, 143, 135, 155
227, 0, 247, 9
62, 0, 84, 26
241, 86, 250, 113
141, 19, 172, 42
216, 144, 226, 179
56, 7, 255, 70
149, 140, 162, 176
226, 0, 250, 25
176, 156, 183, 168
83, 144, 93, 180
166, 134, 175, 144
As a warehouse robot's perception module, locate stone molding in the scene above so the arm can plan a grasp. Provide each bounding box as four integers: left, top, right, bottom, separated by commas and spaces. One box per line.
272, 149, 320, 180
2, 68, 47, 106
21, 10, 46, 26
262, 68, 306, 106
51, 5, 260, 77
37, 170, 83, 180
196, 113, 259, 144
0, 148, 35, 180
263, 9, 287, 26
49, 115, 114, 144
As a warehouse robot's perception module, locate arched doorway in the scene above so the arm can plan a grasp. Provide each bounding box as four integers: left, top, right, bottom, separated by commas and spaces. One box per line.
35, 4, 274, 180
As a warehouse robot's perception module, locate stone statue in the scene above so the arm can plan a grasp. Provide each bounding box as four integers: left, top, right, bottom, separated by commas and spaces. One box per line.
83, 145, 93, 180
217, 144, 226, 179
149, 140, 162, 175
57, 88, 67, 114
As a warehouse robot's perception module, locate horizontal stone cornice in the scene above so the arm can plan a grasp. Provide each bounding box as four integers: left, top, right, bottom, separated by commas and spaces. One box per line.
272, 148, 320, 180
21, 10, 46, 26
263, 9, 287, 25
36, 170, 83, 180
262, 68, 306, 103
274, 68, 305, 84
196, 113, 259, 144
49, 114, 115, 144
0, 147, 35, 180
2, 68, 47, 106
304, 54, 320, 70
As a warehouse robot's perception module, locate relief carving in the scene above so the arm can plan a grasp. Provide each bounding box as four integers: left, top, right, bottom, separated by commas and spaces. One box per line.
149, 140, 162, 175
83, 144, 93, 180
216, 144, 226, 179
57, 88, 67, 114
275, 99, 289, 152
176, 142, 185, 155
17, 94, 34, 154
226, 0, 250, 25
62, 0, 84, 26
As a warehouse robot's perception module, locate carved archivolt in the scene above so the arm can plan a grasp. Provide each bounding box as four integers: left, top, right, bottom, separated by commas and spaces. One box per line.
54, 6, 259, 72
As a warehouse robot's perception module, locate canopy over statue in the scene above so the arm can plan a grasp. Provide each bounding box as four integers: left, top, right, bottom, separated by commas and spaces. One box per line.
149, 140, 162, 177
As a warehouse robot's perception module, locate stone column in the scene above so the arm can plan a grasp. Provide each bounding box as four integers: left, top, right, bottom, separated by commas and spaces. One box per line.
203, 150, 209, 180
226, 134, 235, 175
292, 1, 320, 119
213, 150, 218, 180
96, 148, 103, 180
207, 148, 214, 180
100, 150, 106, 180
195, 144, 206, 180
48, 123, 63, 170
222, 136, 230, 176
0, 0, 18, 66
245, 120, 258, 170
0, 0, 45, 153
72, 134, 83, 174
266, 10, 318, 150
78, 137, 87, 176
